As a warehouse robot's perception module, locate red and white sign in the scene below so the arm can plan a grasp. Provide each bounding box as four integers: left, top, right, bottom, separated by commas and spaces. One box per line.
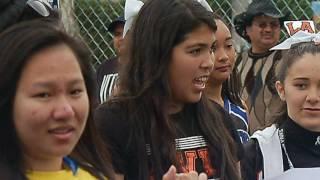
284, 21, 315, 36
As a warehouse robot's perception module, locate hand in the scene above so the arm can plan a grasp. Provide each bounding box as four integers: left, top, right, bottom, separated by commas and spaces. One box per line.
163, 165, 208, 180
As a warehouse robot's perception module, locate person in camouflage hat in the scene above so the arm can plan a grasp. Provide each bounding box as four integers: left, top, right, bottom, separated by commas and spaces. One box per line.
233, 0, 289, 133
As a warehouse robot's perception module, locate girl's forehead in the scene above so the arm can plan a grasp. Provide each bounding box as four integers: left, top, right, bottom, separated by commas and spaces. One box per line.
286, 53, 320, 76
294, 52, 320, 64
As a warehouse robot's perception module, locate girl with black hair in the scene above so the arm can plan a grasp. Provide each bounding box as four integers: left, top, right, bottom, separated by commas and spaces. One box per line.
205, 18, 250, 143
0, 20, 114, 180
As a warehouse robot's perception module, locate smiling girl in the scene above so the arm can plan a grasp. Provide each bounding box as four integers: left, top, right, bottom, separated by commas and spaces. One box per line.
242, 33, 320, 180
0, 21, 113, 179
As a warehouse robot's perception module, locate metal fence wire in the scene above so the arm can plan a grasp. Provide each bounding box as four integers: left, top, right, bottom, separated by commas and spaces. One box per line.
72, 0, 314, 70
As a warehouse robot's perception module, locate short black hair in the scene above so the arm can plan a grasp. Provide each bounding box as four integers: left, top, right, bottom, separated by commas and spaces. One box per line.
108, 16, 125, 34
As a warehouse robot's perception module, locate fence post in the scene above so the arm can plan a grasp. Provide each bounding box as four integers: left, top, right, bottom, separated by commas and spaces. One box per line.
60, 0, 79, 36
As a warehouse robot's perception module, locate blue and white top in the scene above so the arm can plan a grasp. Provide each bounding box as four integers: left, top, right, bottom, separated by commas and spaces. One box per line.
224, 97, 250, 143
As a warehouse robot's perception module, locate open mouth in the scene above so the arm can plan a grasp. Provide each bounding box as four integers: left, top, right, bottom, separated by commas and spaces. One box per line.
193, 76, 209, 89
48, 126, 75, 141
49, 128, 74, 134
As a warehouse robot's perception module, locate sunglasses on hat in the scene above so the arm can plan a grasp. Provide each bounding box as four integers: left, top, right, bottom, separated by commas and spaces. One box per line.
26, 0, 53, 17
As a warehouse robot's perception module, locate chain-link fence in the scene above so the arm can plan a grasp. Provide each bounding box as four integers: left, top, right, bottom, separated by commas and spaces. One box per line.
71, 0, 314, 70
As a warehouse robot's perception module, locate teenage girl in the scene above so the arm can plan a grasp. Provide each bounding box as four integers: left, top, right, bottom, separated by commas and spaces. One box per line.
204, 18, 249, 143
0, 21, 114, 180
242, 32, 320, 179
95, 0, 242, 179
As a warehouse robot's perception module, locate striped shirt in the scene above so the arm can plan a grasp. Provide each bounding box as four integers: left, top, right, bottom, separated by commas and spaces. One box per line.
236, 50, 283, 133
96, 57, 118, 103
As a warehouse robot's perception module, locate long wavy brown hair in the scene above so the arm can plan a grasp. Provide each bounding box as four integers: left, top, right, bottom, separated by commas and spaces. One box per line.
106, 0, 241, 179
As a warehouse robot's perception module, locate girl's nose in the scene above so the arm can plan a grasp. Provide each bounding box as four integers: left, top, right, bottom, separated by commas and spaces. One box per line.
52, 98, 75, 120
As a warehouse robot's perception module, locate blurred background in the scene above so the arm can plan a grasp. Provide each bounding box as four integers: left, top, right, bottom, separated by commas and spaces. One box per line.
58, 0, 316, 70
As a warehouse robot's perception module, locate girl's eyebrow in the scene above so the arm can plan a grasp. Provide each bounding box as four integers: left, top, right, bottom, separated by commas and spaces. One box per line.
185, 43, 211, 49
292, 77, 309, 81
31, 79, 84, 88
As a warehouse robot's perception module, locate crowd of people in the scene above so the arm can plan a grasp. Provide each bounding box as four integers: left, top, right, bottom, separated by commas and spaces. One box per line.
0, 0, 319, 179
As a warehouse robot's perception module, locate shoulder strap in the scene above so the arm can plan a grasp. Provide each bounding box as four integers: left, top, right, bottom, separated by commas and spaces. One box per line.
251, 125, 284, 179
